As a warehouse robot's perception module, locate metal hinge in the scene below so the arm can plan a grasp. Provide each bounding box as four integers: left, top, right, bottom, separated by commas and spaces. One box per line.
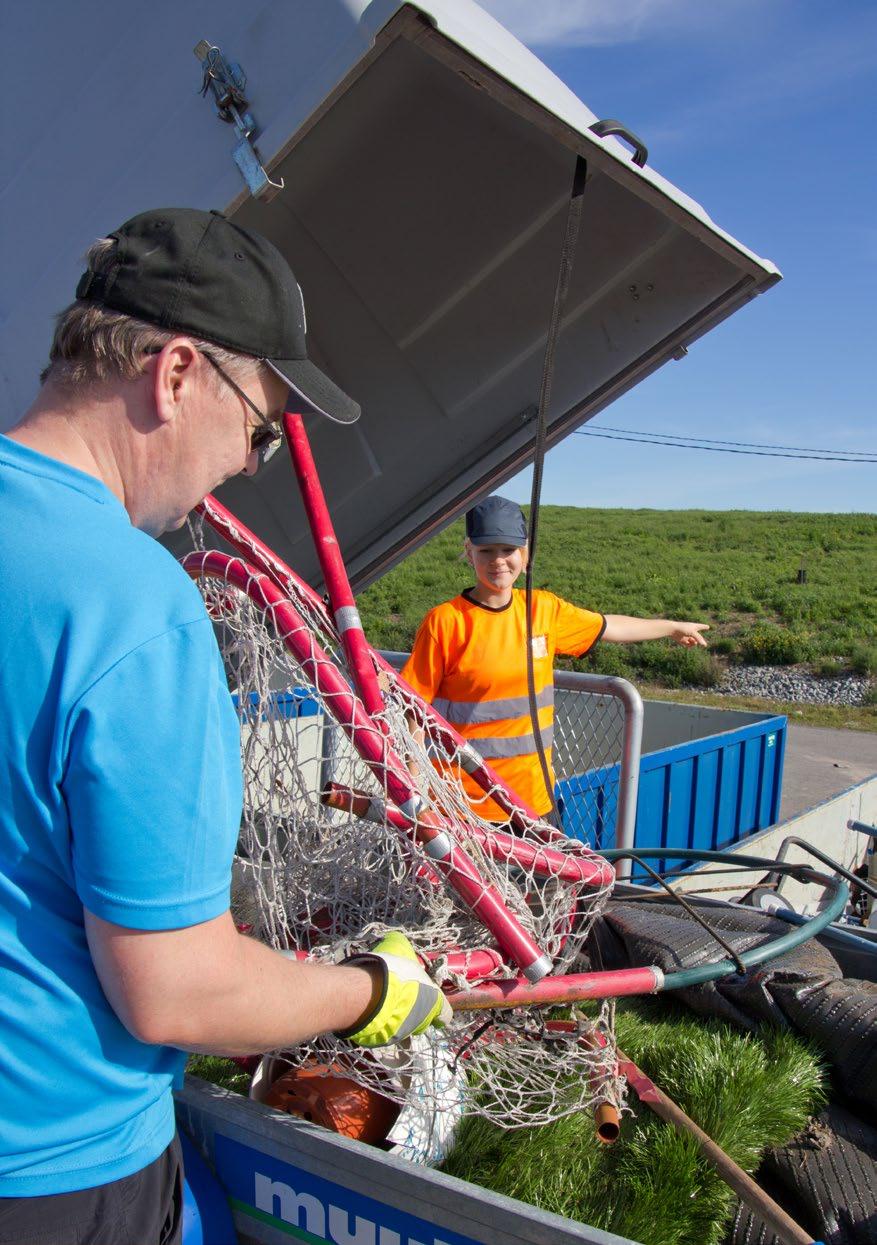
194, 40, 284, 203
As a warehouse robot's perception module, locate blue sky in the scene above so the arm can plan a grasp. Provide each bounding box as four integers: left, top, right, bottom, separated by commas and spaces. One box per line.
480, 0, 876, 512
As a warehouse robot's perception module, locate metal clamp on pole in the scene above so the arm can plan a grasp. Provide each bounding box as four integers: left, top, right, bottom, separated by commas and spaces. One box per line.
194, 40, 284, 202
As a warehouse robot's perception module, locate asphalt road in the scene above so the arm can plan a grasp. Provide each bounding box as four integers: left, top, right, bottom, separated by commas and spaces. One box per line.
779, 724, 877, 820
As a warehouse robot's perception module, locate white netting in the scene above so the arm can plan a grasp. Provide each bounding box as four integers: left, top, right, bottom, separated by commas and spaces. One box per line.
186, 515, 623, 1132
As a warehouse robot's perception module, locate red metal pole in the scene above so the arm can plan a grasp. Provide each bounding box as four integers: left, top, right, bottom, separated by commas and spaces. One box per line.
283, 413, 385, 720
447, 965, 664, 1010
196, 494, 298, 599
322, 782, 612, 890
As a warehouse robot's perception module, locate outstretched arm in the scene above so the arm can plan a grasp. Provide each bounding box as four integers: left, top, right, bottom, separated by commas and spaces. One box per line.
602, 616, 709, 647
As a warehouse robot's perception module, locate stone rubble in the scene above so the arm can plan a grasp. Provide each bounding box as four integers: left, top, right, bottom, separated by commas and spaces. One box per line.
708, 665, 872, 707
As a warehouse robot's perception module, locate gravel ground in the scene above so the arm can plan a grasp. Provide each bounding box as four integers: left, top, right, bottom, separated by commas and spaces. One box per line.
710, 665, 872, 706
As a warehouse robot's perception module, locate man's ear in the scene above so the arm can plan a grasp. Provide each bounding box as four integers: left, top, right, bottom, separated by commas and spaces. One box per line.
151, 339, 201, 426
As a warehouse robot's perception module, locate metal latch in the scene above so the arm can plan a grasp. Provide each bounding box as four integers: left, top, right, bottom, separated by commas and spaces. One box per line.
194, 40, 284, 203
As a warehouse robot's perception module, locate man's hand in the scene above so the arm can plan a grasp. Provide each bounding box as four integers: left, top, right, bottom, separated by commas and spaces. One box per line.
337, 931, 452, 1048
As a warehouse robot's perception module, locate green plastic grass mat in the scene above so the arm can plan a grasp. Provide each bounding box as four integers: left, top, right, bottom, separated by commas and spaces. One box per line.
441, 999, 825, 1245
186, 1054, 252, 1095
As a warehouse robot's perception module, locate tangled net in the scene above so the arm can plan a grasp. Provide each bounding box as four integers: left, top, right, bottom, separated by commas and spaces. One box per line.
185, 505, 623, 1136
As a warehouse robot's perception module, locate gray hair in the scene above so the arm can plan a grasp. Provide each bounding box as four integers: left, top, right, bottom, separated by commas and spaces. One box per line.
42, 237, 258, 390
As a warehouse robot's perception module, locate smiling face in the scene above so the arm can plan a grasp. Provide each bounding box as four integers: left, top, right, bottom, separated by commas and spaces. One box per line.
467, 541, 528, 604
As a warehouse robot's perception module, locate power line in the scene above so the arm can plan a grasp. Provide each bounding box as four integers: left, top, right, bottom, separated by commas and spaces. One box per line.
591, 425, 877, 458
575, 429, 876, 464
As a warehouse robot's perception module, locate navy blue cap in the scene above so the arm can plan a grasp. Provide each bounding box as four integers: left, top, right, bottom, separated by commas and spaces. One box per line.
465, 495, 528, 546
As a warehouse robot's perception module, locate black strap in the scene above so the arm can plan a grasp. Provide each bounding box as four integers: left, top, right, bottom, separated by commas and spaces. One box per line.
525, 155, 588, 816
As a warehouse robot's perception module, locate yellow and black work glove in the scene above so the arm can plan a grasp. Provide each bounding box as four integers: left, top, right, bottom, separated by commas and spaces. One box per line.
337, 931, 453, 1048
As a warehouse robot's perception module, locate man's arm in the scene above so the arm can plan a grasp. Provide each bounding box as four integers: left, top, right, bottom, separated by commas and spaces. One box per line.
85, 907, 383, 1055
602, 616, 709, 647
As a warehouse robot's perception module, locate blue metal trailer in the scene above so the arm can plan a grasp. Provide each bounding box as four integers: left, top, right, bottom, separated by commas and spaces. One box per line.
558, 701, 786, 878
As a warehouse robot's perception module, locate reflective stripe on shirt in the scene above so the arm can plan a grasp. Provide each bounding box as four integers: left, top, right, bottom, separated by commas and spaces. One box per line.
433, 684, 554, 726
470, 723, 554, 759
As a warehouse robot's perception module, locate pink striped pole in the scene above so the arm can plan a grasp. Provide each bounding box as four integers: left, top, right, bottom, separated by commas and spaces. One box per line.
283, 413, 385, 720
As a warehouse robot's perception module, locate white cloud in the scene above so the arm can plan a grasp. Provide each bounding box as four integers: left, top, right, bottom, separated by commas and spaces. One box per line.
476, 0, 712, 48
478, 1, 877, 140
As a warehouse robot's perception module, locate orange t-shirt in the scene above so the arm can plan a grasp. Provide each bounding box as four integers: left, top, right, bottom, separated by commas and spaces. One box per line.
401, 589, 605, 818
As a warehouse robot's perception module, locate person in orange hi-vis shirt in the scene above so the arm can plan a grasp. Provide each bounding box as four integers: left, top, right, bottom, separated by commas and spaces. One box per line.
401, 496, 709, 825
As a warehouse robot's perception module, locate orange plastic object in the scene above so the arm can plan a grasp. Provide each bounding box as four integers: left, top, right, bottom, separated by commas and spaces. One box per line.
263, 1063, 399, 1145
594, 1101, 621, 1144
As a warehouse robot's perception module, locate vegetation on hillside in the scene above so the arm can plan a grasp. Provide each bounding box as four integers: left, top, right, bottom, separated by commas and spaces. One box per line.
359, 508, 877, 692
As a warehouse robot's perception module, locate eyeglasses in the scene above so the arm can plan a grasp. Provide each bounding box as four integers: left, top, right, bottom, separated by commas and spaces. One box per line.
199, 351, 284, 470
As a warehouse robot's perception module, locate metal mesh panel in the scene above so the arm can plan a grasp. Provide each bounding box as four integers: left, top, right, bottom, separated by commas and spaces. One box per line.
553, 675, 639, 852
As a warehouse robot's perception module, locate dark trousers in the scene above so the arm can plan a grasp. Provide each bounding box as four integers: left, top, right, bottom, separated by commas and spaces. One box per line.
0, 1134, 183, 1245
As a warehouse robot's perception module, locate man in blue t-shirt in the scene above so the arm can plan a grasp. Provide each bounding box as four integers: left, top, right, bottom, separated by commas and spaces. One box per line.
0, 209, 450, 1244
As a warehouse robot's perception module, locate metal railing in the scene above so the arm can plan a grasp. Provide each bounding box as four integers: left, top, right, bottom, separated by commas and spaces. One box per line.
553, 671, 642, 879
380, 653, 643, 881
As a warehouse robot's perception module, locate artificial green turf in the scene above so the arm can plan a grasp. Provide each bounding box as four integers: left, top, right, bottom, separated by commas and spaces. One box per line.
441, 999, 825, 1245
186, 1053, 252, 1095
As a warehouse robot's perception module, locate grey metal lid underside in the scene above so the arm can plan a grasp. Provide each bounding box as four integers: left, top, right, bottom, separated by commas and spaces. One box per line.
173, 9, 778, 591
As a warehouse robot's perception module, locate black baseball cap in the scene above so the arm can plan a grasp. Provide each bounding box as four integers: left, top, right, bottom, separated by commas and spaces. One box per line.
75, 207, 360, 424
466, 495, 528, 546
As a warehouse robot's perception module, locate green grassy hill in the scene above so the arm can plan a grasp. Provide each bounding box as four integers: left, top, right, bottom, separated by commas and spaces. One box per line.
359, 508, 877, 688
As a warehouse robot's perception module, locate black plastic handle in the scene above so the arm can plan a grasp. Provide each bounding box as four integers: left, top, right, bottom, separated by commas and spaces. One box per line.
589, 119, 648, 168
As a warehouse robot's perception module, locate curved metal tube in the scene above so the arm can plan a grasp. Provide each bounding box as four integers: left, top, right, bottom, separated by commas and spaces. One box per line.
601, 846, 849, 991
